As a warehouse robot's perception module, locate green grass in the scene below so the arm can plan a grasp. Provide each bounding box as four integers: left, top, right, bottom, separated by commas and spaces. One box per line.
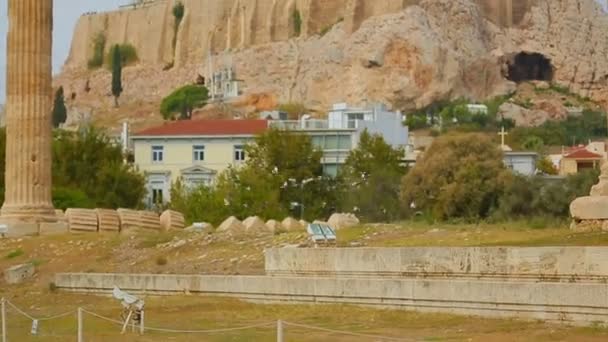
5, 248, 24, 259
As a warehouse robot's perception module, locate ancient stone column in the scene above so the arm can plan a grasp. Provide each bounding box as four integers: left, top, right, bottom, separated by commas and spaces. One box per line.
2, 0, 56, 222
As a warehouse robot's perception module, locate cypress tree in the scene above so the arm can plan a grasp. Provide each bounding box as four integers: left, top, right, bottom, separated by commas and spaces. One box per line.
111, 45, 123, 107
52, 86, 67, 128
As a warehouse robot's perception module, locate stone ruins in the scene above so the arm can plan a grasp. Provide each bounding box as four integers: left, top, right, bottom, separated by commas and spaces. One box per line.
2, 0, 56, 225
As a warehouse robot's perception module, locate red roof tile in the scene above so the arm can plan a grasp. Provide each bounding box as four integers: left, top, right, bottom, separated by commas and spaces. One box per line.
134, 119, 268, 137
564, 149, 603, 159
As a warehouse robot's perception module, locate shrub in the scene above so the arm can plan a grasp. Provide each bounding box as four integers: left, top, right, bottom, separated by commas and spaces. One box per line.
160, 85, 209, 120
52, 187, 94, 210
48, 282, 58, 293
401, 133, 510, 221
105, 43, 138, 68
87, 32, 106, 69
6, 249, 24, 259
293, 9, 302, 36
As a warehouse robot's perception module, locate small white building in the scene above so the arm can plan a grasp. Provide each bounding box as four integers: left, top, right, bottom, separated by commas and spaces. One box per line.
467, 104, 488, 115
503, 151, 538, 176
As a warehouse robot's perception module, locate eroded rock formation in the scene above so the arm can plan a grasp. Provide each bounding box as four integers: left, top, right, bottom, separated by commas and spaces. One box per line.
57, 0, 608, 127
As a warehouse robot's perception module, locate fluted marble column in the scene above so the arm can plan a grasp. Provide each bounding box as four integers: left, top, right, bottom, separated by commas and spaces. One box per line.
2, 0, 56, 222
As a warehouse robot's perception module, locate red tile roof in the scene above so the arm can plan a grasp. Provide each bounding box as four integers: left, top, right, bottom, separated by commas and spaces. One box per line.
564, 149, 603, 159
134, 119, 268, 137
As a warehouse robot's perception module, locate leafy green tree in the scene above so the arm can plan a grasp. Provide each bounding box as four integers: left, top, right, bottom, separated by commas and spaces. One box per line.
111, 44, 123, 107
339, 131, 406, 222
52, 86, 68, 128
170, 179, 228, 226
401, 133, 511, 220
160, 85, 209, 120
52, 128, 146, 209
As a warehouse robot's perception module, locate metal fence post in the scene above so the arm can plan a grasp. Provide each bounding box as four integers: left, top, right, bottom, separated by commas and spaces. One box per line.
77, 307, 83, 342
1, 298, 6, 342
277, 320, 284, 342
140, 310, 145, 335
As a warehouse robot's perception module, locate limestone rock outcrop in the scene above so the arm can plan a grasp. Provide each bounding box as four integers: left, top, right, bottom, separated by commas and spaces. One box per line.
328, 213, 360, 230
65, 208, 98, 232
57, 0, 608, 130
160, 210, 186, 231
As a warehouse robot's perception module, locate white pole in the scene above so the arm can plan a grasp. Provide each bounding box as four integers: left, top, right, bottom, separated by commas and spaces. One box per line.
277, 320, 283, 342
139, 310, 144, 335
1, 298, 6, 342
77, 307, 83, 342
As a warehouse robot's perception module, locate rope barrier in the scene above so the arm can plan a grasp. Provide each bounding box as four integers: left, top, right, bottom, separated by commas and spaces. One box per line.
5, 300, 75, 322
283, 321, 414, 341
82, 308, 275, 334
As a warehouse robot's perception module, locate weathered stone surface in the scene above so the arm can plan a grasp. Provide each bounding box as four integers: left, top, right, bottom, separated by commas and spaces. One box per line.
242, 216, 268, 233
117, 208, 140, 230
328, 213, 360, 230
4, 263, 35, 284
96, 209, 121, 232
265, 220, 283, 233
570, 196, 608, 220
2, 0, 56, 223
160, 210, 186, 231
39, 222, 69, 235
57, 0, 608, 129
65, 208, 98, 232
138, 210, 162, 230
590, 162, 608, 197
217, 216, 245, 233
281, 217, 304, 231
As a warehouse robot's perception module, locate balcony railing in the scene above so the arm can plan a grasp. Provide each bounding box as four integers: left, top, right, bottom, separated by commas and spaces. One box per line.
269, 120, 360, 130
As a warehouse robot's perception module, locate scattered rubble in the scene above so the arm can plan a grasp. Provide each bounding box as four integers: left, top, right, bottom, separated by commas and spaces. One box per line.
217, 216, 245, 233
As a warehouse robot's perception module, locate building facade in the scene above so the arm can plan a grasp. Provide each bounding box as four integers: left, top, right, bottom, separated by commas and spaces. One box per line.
132, 120, 267, 207
132, 103, 409, 206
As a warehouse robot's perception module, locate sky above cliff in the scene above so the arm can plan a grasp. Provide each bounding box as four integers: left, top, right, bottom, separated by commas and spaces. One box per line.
0, 0, 607, 105
0, 0, 127, 104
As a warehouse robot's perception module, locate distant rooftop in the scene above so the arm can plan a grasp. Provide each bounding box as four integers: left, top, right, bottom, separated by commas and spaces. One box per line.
134, 119, 268, 137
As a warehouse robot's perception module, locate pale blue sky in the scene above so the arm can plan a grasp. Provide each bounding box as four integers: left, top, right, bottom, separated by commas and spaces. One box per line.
0, 0, 128, 104
0, 0, 607, 105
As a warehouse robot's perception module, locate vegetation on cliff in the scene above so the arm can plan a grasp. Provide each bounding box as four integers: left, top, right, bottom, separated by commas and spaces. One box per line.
87, 32, 106, 69
111, 44, 124, 107
52, 86, 67, 128
160, 85, 209, 120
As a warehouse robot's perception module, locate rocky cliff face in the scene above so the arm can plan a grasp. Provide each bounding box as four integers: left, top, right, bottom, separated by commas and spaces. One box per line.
56, 0, 608, 130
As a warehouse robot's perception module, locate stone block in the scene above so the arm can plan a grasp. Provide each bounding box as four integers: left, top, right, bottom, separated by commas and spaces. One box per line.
218, 216, 245, 233
570, 196, 608, 220
4, 263, 35, 284
117, 208, 140, 230
0, 221, 39, 237
243, 216, 268, 233
39, 222, 69, 236
138, 210, 161, 230
160, 210, 185, 231
282, 217, 303, 231
328, 213, 360, 230
96, 209, 120, 232
265, 220, 283, 233
65, 208, 99, 232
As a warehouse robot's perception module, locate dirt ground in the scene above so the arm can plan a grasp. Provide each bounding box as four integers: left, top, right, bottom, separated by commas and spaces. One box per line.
2, 221, 608, 341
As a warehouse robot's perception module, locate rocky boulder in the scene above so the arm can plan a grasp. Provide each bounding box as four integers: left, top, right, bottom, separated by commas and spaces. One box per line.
217, 216, 245, 233
328, 213, 360, 230
243, 216, 268, 233
265, 220, 283, 233
282, 217, 304, 231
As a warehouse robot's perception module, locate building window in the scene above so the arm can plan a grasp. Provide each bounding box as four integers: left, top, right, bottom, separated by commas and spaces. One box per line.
234, 145, 246, 162
152, 146, 164, 163
151, 188, 163, 204
193, 145, 205, 162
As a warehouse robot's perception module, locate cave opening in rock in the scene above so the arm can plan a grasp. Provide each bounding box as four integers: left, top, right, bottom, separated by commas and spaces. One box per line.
506, 52, 554, 83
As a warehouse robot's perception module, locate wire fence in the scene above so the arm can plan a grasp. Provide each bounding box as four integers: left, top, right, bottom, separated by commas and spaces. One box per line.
0, 297, 416, 341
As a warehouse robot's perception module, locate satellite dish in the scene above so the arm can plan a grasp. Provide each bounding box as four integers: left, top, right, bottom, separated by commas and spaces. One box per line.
113, 286, 145, 310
